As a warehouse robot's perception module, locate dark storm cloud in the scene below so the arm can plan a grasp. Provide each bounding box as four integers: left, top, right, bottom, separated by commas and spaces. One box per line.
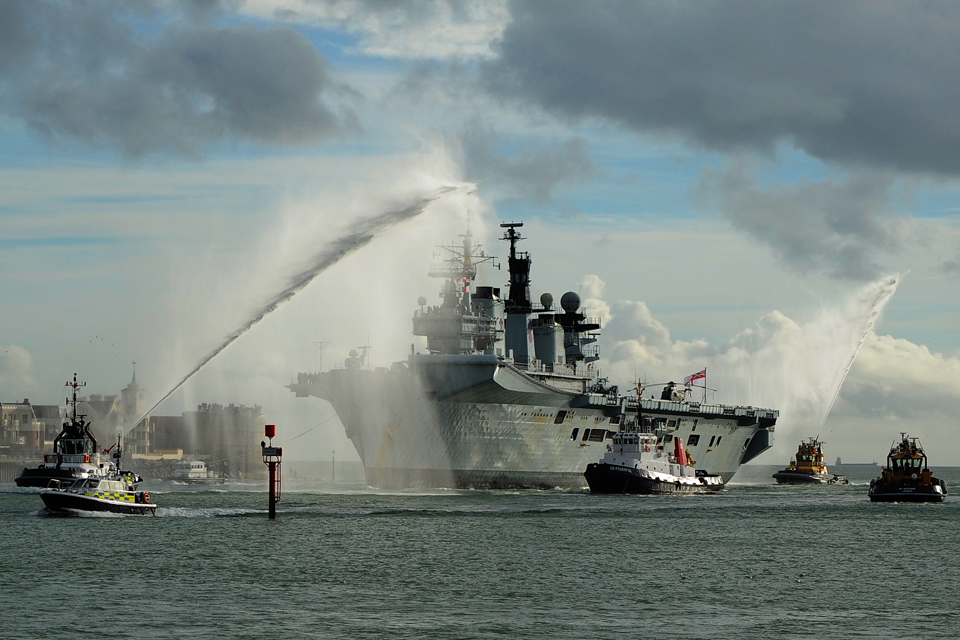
940, 257, 960, 276
695, 161, 901, 280
0, 0, 350, 158
460, 121, 595, 203
486, 0, 960, 175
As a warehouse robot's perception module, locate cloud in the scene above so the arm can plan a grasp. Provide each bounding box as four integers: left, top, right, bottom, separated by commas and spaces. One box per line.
836, 334, 960, 419
0, 345, 39, 390
458, 121, 595, 203
940, 256, 960, 276
0, 1, 352, 158
485, 1, 960, 175
694, 160, 903, 280
588, 274, 901, 458
255, 0, 511, 59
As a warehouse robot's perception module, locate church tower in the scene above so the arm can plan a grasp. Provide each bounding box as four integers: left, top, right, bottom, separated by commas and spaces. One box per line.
121, 362, 150, 454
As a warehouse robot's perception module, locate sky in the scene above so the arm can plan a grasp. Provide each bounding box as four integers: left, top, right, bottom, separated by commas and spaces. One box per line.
1, 0, 959, 466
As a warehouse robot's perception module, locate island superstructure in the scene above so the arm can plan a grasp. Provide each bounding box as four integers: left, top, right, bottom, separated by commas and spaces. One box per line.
289, 222, 778, 489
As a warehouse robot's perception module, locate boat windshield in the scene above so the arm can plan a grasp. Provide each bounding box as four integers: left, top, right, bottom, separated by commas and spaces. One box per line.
891, 457, 924, 471
71, 478, 101, 490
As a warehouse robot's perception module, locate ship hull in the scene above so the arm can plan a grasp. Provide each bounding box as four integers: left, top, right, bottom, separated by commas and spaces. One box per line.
291, 356, 776, 490
869, 481, 946, 503
16, 467, 87, 488
773, 471, 848, 485
584, 463, 723, 495
40, 491, 157, 515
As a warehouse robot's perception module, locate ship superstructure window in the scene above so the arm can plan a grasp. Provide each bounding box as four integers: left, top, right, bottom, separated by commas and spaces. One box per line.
687, 434, 700, 446
570, 428, 579, 441
716, 436, 722, 445
588, 430, 606, 442
609, 415, 621, 425
581, 429, 591, 442
667, 420, 677, 429
554, 411, 568, 424
663, 434, 673, 442
691, 420, 698, 432
709, 436, 716, 447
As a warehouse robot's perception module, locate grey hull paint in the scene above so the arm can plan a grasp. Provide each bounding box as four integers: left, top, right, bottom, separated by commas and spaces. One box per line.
290, 357, 775, 489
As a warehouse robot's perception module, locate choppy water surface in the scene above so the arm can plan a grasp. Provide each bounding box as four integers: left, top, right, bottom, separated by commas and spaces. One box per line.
2, 465, 959, 639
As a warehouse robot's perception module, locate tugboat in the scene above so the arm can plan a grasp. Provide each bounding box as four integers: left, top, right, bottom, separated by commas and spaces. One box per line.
869, 434, 947, 503
40, 436, 156, 515
16, 374, 119, 488
584, 431, 724, 494
772, 437, 848, 484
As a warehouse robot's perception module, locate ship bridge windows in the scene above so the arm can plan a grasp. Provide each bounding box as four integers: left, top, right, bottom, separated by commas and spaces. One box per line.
554, 411, 568, 425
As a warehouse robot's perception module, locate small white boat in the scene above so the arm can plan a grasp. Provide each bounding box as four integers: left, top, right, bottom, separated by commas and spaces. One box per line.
172, 459, 225, 485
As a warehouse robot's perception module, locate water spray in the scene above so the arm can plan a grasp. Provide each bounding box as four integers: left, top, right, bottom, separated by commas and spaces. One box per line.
816, 274, 900, 430
125, 184, 471, 433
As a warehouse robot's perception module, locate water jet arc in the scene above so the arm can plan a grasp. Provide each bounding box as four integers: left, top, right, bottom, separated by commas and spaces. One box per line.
126, 185, 467, 433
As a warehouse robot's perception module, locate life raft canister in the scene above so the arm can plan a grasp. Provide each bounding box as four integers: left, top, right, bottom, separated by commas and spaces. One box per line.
142, 492, 150, 504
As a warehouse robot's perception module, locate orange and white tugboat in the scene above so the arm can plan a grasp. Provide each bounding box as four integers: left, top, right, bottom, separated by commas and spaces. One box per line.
869, 434, 947, 503
772, 437, 848, 484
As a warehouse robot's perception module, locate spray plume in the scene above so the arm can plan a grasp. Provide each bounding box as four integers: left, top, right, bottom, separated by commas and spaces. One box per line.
815, 273, 900, 430
127, 185, 467, 433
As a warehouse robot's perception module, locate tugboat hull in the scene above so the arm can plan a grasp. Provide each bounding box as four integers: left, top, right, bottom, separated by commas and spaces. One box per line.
869, 480, 946, 503
40, 491, 157, 516
584, 463, 723, 495
773, 471, 848, 485
16, 467, 88, 488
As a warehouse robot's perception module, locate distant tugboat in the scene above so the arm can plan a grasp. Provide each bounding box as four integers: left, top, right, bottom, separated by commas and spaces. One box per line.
773, 437, 848, 484
584, 431, 724, 495
869, 434, 947, 503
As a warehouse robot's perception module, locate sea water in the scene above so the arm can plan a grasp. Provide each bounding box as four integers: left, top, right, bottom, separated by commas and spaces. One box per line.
2, 465, 959, 639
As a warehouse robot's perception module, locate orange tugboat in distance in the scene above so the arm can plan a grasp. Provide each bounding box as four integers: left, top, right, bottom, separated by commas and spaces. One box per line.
772, 437, 848, 484
869, 434, 947, 503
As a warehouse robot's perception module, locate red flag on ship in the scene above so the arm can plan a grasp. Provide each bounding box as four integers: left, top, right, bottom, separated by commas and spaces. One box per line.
684, 368, 706, 388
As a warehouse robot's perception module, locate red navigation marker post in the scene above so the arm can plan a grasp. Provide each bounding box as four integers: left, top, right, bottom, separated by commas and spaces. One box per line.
261, 424, 282, 519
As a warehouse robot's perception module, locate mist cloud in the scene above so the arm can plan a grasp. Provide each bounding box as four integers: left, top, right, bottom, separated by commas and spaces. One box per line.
0, 0, 350, 158
485, 1, 960, 175
459, 121, 595, 204
695, 161, 902, 280
0, 345, 38, 390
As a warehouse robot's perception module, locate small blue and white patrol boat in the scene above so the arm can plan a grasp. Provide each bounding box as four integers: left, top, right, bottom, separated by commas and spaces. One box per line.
40, 437, 156, 516
584, 430, 724, 495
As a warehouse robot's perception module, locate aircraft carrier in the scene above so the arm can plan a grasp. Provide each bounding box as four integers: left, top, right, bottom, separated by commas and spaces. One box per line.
289, 222, 778, 489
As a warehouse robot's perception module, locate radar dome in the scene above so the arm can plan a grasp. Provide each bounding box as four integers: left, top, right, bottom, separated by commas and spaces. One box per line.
540, 292, 554, 309
417, 296, 427, 306
560, 291, 581, 312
